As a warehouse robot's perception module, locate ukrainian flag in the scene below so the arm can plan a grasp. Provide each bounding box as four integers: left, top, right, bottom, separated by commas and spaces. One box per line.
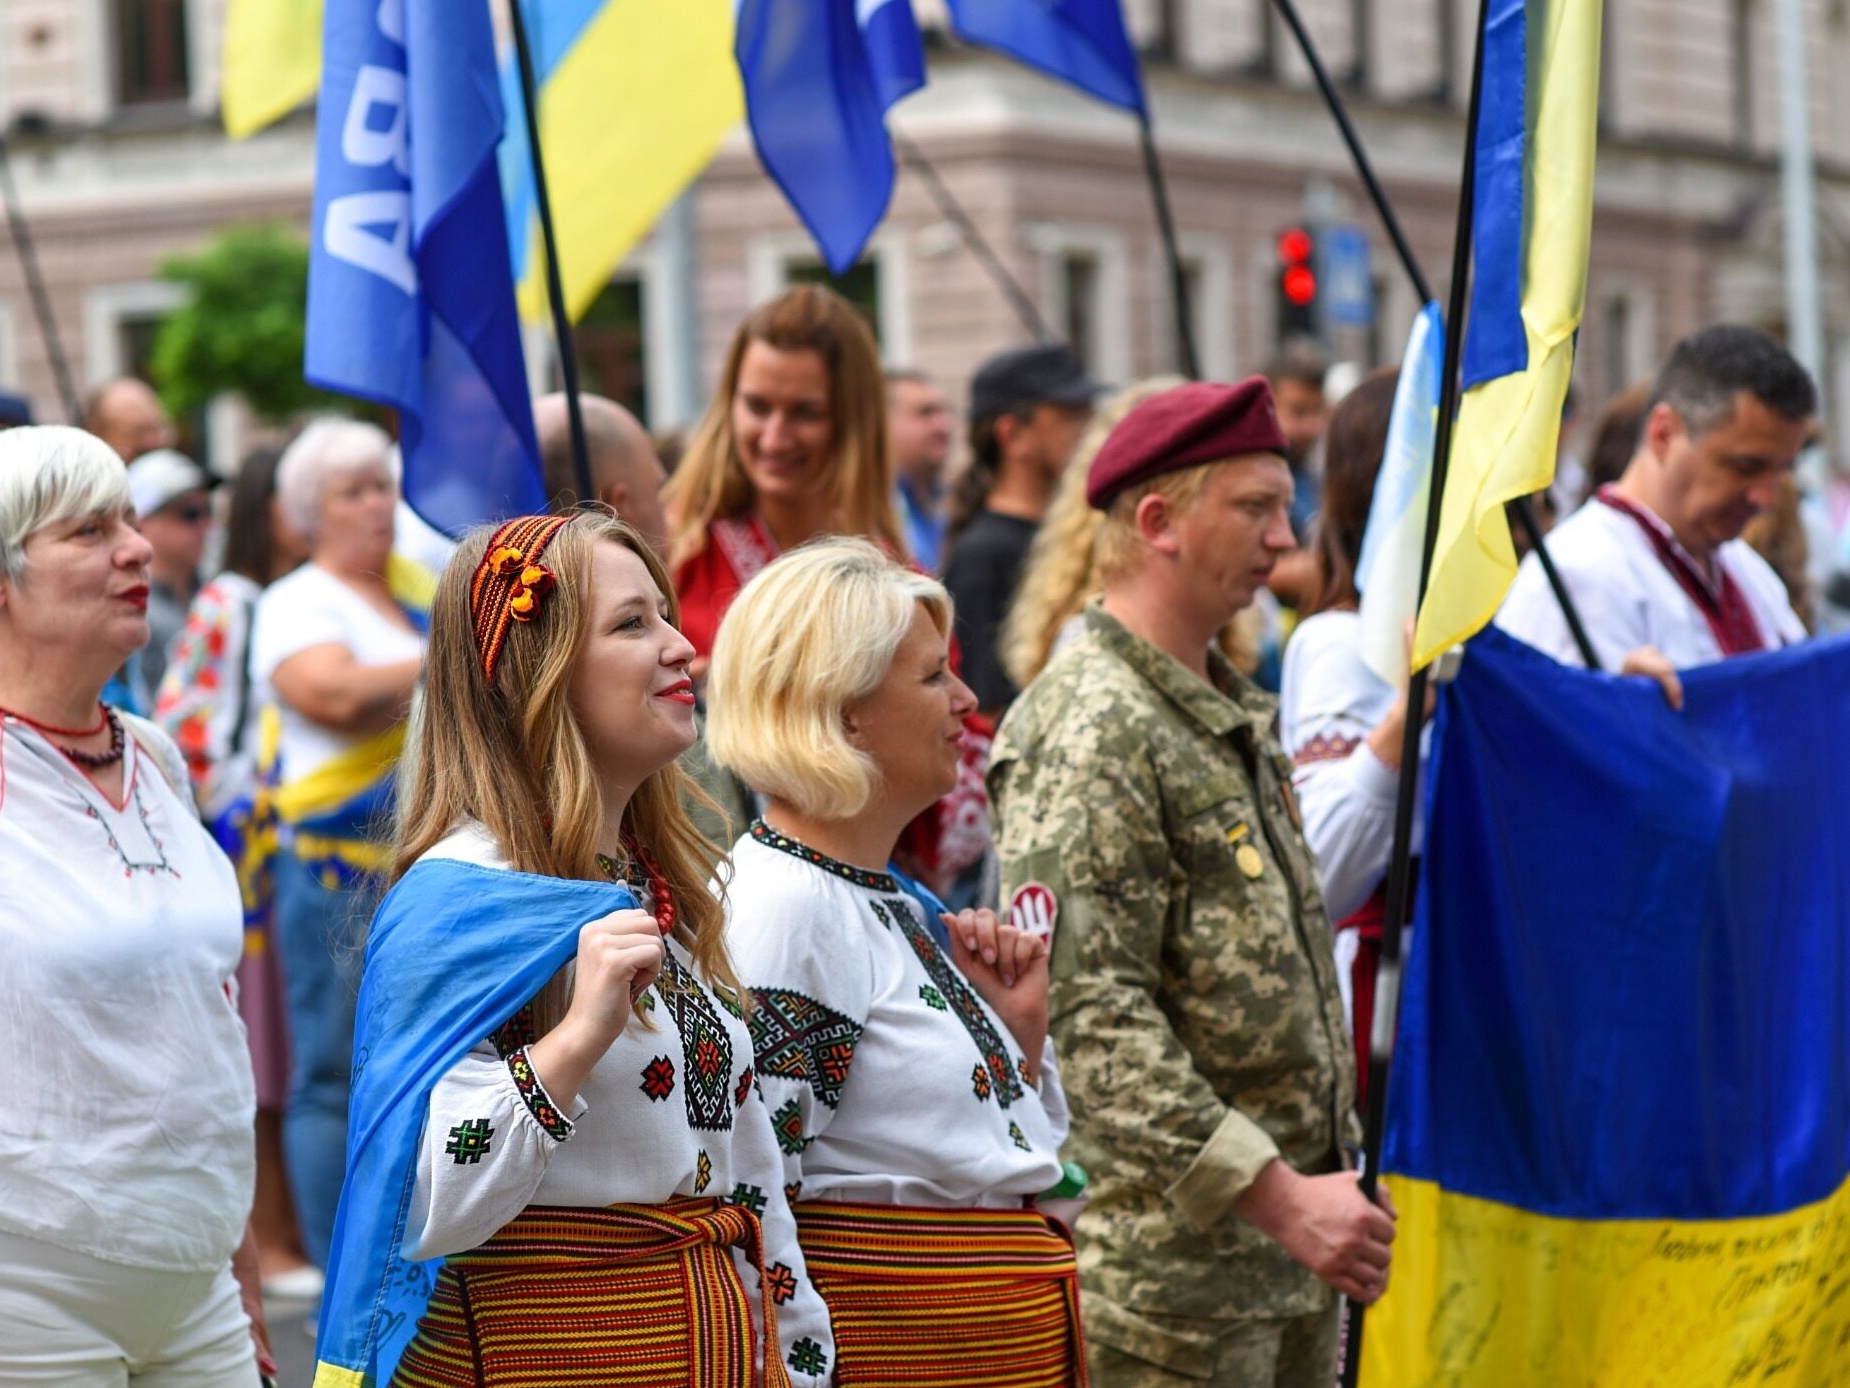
220, 0, 322, 139
1364, 629, 1850, 1385
1411, 0, 1600, 670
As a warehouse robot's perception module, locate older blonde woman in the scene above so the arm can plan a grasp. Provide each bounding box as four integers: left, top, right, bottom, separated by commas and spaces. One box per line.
0, 426, 272, 1384
252, 418, 426, 1273
707, 540, 1084, 1387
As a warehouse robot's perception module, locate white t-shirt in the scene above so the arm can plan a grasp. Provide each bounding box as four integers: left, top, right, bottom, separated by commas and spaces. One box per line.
1496, 498, 1806, 670
251, 563, 425, 783
404, 822, 835, 1388
0, 714, 256, 1271
725, 824, 1068, 1210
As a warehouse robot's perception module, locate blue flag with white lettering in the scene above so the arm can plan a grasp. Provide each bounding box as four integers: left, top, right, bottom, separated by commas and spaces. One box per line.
307, 0, 545, 539
945, 0, 1145, 114
736, 0, 925, 275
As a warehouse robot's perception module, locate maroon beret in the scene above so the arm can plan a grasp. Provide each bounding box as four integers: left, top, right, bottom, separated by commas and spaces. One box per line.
1086, 378, 1289, 509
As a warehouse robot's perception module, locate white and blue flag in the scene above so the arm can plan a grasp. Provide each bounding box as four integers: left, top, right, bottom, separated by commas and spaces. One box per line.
1356, 300, 1445, 686
307, 0, 545, 538
736, 0, 925, 275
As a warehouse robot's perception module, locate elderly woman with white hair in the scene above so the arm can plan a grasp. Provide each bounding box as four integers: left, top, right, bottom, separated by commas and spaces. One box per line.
252, 417, 426, 1275
707, 538, 1086, 1387
0, 426, 273, 1383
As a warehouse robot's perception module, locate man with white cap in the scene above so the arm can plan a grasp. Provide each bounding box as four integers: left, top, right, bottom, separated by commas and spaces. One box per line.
126, 448, 218, 703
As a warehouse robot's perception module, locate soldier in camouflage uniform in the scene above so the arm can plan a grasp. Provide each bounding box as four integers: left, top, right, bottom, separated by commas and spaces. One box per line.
988, 380, 1396, 1387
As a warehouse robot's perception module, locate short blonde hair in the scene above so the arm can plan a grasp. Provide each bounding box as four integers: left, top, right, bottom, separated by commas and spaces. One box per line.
276, 417, 394, 541
1094, 461, 1218, 583
0, 427, 131, 580
707, 538, 951, 821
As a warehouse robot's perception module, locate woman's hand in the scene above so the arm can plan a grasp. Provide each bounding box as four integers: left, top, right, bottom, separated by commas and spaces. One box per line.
945, 908, 1050, 1082
526, 909, 665, 1106
228, 1222, 277, 1383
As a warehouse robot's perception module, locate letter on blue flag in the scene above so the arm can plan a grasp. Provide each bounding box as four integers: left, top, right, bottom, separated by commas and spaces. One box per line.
945, 0, 1145, 114
307, 0, 545, 538
736, 0, 925, 275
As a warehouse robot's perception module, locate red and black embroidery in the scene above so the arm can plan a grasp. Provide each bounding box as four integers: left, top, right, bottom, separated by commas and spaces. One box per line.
972, 1063, 992, 1101
875, 896, 1024, 1110
749, 988, 863, 1110
506, 1046, 573, 1141
734, 1066, 755, 1109
1291, 730, 1363, 767
764, 1262, 799, 1305
770, 1097, 809, 1155
490, 1004, 537, 1060
640, 1055, 676, 1101
657, 952, 735, 1132
751, 819, 899, 893
785, 1180, 802, 1203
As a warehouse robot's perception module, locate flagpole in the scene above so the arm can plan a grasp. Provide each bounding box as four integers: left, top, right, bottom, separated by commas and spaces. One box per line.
506, 0, 595, 508
1266, 0, 1600, 672
893, 132, 1054, 343
0, 135, 80, 424
1136, 112, 1200, 379
1338, 0, 1489, 1381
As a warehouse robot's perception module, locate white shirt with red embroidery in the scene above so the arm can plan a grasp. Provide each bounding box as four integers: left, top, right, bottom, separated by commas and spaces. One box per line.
723, 823, 1067, 1212
0, 714, 255, 1271
405, 822, 834, 1388
1496, 498, 1805, 670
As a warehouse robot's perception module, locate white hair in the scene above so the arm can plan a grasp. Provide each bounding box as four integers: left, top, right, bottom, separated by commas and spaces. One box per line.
276, 417, 395, 541
0, 426, 132, 580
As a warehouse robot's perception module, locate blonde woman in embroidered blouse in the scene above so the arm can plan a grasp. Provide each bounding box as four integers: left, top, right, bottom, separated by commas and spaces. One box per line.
0, 426, 271, 1385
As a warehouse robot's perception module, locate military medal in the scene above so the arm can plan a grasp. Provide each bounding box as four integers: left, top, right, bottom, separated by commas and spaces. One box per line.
1226, 822, 1266, 879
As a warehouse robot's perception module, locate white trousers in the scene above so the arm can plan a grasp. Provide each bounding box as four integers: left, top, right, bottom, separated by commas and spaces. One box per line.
0, 1230, 258, 1387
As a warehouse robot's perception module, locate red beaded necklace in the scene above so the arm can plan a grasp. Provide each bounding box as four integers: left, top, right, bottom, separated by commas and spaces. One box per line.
0, 702, 124, 769
596, 839, 677, 936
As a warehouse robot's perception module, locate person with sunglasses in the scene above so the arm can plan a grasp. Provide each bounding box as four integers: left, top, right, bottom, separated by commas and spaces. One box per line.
125, 448, 220, 708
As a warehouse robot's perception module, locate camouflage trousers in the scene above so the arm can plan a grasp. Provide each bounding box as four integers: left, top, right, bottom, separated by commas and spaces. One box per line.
1086, 1302, 1342, 1388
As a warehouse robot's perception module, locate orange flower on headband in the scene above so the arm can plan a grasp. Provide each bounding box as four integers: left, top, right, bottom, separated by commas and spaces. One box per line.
471, 514, 574, 684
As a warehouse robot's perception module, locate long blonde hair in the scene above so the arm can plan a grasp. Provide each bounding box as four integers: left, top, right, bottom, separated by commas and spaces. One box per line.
395, 511, 741, 1016
1000, 376, 1185, 688
663, 284, 904, 572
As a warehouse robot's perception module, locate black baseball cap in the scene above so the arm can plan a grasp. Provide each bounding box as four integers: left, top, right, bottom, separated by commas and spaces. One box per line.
968, 343, 1102, 421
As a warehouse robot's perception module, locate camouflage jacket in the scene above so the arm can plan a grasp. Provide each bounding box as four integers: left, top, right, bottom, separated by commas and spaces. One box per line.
989, 606, 1357, 1344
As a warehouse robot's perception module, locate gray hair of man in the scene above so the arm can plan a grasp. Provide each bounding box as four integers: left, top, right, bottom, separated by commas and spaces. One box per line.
276, 417, 396, 543
0, 426, 132, 581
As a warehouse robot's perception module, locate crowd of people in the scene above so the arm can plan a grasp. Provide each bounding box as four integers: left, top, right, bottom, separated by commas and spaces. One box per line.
0, 282, 1831, 1387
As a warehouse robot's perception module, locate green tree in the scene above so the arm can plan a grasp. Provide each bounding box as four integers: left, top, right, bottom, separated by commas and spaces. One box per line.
151, 223, 342, 422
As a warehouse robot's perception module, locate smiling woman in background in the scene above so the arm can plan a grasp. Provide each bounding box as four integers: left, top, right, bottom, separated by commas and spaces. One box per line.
0, 425, 271, 1384
662, 283, 905, 669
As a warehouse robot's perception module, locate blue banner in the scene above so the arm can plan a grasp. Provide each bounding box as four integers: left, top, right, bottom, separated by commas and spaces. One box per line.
946, 0, 1145, 113
307, 0, 545, 539
737, 0, 925, 275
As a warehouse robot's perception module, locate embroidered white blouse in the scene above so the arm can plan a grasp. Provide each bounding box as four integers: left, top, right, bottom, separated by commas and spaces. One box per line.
1496, 497, 1806, 670
405, 823, 834, 1388
724, 823, 1068, 1211
0, 714, 255, 1271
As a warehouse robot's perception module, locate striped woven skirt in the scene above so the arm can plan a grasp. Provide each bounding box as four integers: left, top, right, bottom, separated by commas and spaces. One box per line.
391, 1198, 787, 1388
794, 1200, 1087, 1387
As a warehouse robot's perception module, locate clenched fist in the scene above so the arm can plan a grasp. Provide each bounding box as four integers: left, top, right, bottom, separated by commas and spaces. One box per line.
525, 908, 665, 1107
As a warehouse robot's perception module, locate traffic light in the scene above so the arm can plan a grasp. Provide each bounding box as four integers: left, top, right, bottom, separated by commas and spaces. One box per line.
1275, 225, 1320, 341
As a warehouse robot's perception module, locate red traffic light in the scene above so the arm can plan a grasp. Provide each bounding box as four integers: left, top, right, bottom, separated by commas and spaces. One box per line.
1282, 265, 1317, 306
1278, 227, 1314, 265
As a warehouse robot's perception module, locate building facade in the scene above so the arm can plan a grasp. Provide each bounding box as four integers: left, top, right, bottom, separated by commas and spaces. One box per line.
3, 0, 1850, 468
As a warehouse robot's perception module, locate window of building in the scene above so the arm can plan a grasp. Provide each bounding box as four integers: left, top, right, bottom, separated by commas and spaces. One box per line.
1605, 295, 1633, 397
786, 259, 882, 343
569, 277, 649, 423
1732, 0, 1755, 148
115, 0, 191, 107
1059, 251, 1101, 374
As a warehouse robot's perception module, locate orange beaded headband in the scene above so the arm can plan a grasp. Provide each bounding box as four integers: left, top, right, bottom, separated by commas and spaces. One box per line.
470, 513, 574, 685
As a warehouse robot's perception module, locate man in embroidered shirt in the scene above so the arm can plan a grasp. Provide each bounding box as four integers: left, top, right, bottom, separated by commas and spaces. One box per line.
1498, 324, 1814, 670
989, 379, 1393, 1388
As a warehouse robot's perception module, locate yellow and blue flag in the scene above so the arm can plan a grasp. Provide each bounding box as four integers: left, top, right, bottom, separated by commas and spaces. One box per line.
1411, 0, 1601, 670
498, 0, 742, 321
1356, 300, 1444, 686
945, 0, 1145, 114
1365, 629, 1850, 1385
306, 0, 545, 537
312, 862, 640, 1386
736, 0, 925, 274
220, 0, 322, 139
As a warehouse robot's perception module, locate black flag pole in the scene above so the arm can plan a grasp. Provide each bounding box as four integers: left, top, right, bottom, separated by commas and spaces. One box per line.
1136, 110, 1200, 379
1337, 0, 1489, 1381
506, 0, 595, 509
893, 132, 1054, 343
0, 135, 80, 424
1267, 0, 1600, 671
